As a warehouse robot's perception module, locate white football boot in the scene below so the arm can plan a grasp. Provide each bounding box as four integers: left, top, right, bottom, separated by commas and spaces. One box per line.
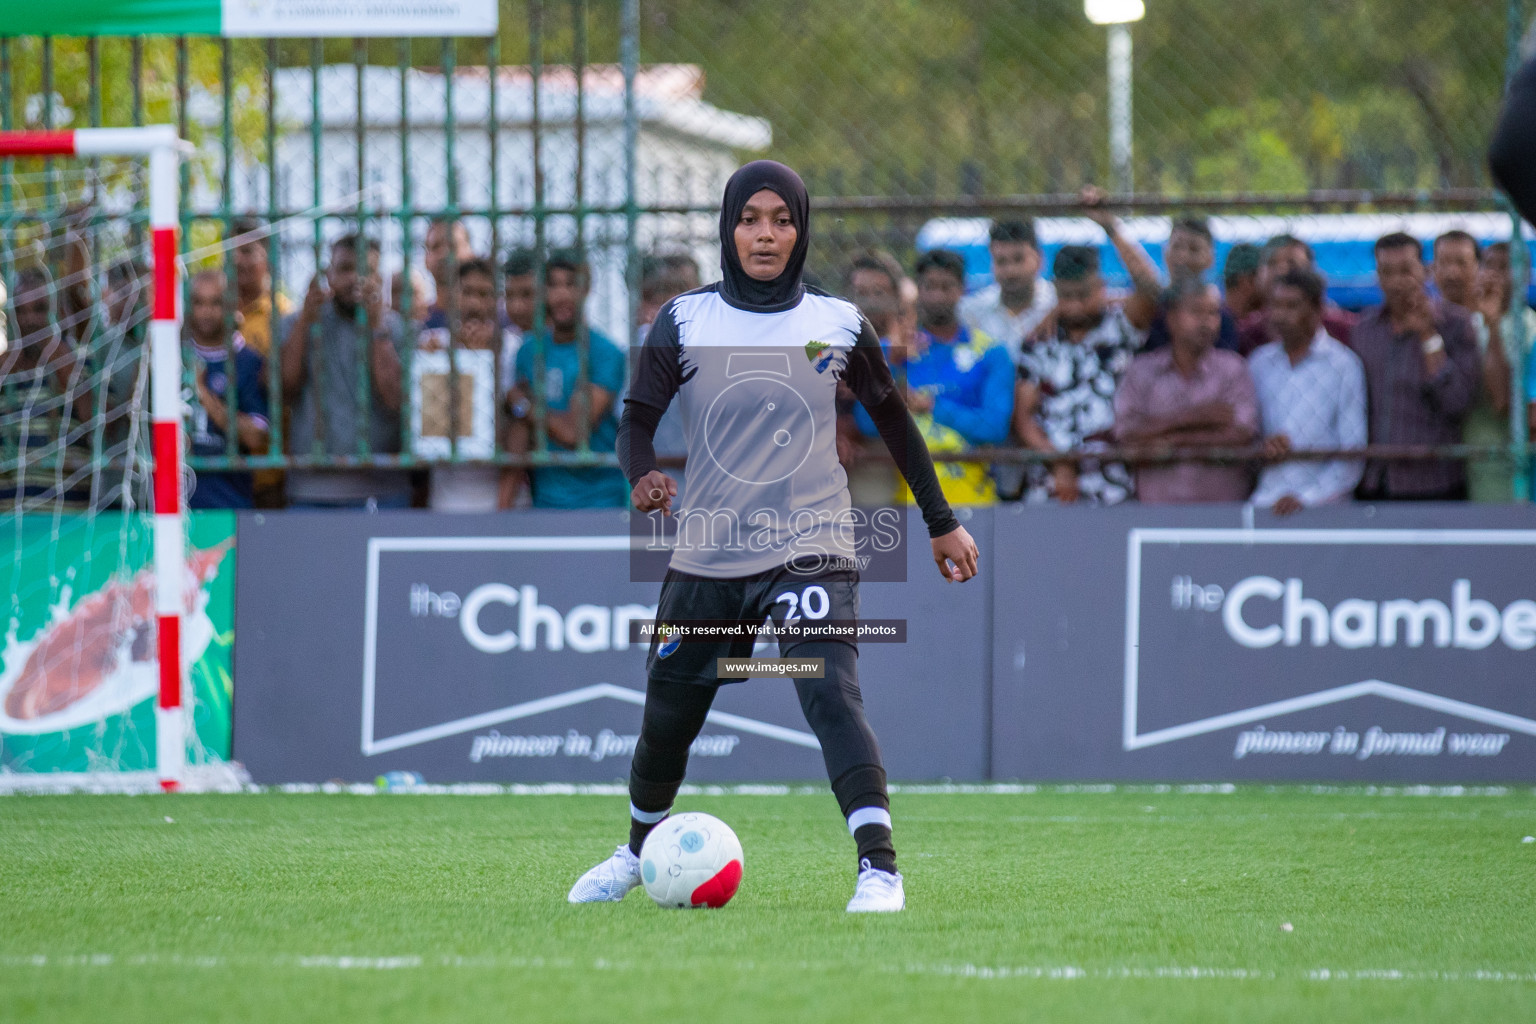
566, 844, 643, 903
846, 858, 905, 913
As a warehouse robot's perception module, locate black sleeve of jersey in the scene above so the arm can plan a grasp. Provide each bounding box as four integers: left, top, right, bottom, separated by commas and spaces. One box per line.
844, 317, 962, 539
616, 401, 662, 487
616, 303, 686, 486
626, 302, 688, 412
1491, 55, 1536, 225
841, 315, 897, 408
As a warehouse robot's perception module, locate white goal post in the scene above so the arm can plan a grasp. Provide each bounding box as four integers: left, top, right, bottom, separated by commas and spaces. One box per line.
0, 126, 189, 790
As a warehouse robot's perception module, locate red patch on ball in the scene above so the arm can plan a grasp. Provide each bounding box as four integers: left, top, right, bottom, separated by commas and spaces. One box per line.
689, 858, 743, 908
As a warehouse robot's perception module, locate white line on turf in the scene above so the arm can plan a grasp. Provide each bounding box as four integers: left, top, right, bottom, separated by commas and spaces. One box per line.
3, 954, 1534, 983
191, 782, 1536, 798
896, 964, 1536, 983
2, 779, 1531, 798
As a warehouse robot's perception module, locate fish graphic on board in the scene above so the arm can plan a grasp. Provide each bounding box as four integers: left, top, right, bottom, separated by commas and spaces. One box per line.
2, 541, 232, 721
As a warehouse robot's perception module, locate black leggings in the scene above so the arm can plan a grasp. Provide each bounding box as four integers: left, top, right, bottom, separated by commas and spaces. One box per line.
628, 641, 885, 815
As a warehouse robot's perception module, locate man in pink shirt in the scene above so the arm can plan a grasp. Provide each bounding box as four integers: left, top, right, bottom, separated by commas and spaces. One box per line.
1114, 278, 1260, 503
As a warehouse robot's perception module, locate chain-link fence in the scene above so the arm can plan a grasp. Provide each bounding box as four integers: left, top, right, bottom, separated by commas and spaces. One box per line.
1, 0, 1532, 511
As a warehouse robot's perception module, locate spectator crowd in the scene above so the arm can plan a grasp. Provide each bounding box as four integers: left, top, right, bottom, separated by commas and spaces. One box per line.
840, 192, 1531, 514
4, 198, 1535, 514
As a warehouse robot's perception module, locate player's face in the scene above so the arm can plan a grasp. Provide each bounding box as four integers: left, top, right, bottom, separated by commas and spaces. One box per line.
1431, 237, 1479, 308
1167, 227, 1214, 280
1265, 282, 1320, 347
545, 267, 587, 332
917, 268, 964, 329
849, 267, 897, 331
734, 189, 797, 282
1376, 245, 1426, 311
1167, 284, 1222, 354
457, 270, 497, 325
989, 240, 1041, 299
504, 273, 536, 332
1054, 276, 1106, 332
189, 275, 226, 341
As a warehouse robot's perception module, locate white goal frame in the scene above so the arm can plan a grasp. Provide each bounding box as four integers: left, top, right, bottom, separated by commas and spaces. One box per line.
0, 126, 190, 790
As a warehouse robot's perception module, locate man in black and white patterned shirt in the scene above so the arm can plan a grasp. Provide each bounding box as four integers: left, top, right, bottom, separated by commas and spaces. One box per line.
1013, 245, 1144, 504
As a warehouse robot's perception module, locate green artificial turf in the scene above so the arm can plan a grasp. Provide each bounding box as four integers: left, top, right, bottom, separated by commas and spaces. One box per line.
1, 786, 1534, 1022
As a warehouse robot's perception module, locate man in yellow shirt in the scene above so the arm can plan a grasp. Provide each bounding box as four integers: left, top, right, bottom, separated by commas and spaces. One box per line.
230, 218, 292, 357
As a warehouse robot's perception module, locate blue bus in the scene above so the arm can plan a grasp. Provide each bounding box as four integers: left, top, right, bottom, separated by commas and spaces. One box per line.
916, 212, 1536, 311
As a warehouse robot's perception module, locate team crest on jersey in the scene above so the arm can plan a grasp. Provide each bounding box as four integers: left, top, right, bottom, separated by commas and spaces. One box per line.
953, 344, 980, 373
657, 623, 681, 659
805, 339, 836, 373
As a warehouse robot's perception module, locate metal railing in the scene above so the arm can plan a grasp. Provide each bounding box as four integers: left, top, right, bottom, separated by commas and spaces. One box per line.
0, 0, 1532, 506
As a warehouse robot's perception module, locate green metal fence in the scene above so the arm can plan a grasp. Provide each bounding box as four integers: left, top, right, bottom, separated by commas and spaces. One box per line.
1, 0, 1532, 507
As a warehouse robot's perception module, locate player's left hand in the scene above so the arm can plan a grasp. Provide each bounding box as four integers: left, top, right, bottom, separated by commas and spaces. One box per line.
932, 525, 979, 583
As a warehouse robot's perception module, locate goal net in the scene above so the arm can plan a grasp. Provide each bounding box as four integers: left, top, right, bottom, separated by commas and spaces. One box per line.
0, 128, 237, 792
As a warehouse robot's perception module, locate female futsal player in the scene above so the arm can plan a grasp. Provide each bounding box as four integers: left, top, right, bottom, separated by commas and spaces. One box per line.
568, 160, 978, 912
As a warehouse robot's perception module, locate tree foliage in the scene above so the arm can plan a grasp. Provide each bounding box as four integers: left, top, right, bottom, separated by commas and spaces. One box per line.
637, 0, 1511, 195
0, 0, 1513, 201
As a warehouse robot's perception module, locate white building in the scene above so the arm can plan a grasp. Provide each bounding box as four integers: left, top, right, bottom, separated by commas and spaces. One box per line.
192, 63, 770, 341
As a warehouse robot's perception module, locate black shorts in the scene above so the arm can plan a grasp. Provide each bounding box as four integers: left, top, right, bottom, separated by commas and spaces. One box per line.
645, 558, 860, 686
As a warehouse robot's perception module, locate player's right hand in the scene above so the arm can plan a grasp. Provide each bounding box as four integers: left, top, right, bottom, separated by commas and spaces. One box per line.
932, 525, 979, 583
632, 470, 677, 516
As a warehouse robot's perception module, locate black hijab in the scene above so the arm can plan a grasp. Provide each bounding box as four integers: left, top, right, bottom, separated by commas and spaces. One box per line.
717, 160, 810, 312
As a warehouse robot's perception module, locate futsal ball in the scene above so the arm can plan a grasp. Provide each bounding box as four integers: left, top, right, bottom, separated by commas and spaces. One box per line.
639, 812, 744, 909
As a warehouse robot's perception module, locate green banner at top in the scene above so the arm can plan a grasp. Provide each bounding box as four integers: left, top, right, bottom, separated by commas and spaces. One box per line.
4, 0, 498, 37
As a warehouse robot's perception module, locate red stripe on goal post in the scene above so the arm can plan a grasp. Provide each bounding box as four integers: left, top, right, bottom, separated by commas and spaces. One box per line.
157, 615, 182, 711
152, 421, 180, 515
157, 611, 183, 793
151, 228, 178, 321
0, 130, 77, 157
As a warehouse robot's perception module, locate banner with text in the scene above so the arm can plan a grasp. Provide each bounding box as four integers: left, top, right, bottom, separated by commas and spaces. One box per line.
992, 503, 1536, 781
232, 508, 989, 783
14, 0, 497, 37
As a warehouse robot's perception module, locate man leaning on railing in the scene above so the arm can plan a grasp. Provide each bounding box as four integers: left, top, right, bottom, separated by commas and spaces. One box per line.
1247, 267, 1367, 515
1439, 235, 1536, 504
279, 234, 412, 510
1012, 244, 1141, 506
1352, 232, 1480, 502
1113, 278, 1260, 503
506, 250, 630, 510
184, 270, 269, 511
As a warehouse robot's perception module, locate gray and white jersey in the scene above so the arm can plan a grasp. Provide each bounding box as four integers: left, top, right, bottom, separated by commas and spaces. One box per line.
626, 284, 898, 578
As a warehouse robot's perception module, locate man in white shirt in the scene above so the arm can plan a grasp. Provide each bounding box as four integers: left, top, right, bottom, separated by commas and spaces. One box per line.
960, 219, 1056, 499
1249, 267, 1367, 515
417, 258, 519, 512
958, 219, 1056, 365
